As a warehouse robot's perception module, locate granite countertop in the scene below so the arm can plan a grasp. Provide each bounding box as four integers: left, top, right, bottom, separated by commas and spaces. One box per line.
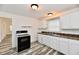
38, 31, 79, 40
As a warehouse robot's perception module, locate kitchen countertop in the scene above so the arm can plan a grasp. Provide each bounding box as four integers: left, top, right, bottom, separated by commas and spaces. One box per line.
38, 31, 79, 41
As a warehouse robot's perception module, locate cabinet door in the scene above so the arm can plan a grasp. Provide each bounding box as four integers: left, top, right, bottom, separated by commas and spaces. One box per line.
44, 36, 49, 46
60, 11, 79, 29
60, 14, 72, 29
46, 36, 52, 47
41, 35, 46, 44
69, 45, 79, 55
59, 38, 69, 54
50, 36, 59, 50
69, 40, 79, 55
42, 35, 50, 46
70, 12, 79, 29
38, 34, 43, 44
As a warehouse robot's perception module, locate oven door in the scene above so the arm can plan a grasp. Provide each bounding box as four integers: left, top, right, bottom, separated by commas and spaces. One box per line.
17, 36, 30, 52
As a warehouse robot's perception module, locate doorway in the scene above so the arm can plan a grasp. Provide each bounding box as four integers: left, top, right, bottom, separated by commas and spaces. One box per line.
0, 17, 12, 54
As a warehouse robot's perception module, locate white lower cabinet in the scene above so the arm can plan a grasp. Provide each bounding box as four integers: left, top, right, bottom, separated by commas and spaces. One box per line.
42, 35, 51, 47
42, 35, 59, 50
42, 35, 48, 45
38, 34, 79, 55
45, 36, 51, 47
69, 40, 79, 55
50, 36, 59, 50
69, 45, 79, 55
59, 38, 69, 54
38, 34, 43, 44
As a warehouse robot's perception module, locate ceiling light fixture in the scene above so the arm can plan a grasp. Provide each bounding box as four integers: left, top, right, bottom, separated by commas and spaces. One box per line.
31, 4, 39, 10
48, 13, 53, 16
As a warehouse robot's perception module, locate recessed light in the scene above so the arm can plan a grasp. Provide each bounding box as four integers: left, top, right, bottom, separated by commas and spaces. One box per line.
48, 13, 53, 16
31, 4, 39, 10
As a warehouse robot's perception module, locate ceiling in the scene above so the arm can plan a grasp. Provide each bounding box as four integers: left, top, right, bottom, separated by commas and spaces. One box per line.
0, 4, 78, 19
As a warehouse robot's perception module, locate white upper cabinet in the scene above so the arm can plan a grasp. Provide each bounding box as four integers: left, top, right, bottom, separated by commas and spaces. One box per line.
70, 12, 79, 29
60, 14, 72, 29
60, 11, 79, 29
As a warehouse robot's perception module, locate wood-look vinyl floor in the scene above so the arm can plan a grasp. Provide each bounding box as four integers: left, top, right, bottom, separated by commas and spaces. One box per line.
0, 35, 64, 55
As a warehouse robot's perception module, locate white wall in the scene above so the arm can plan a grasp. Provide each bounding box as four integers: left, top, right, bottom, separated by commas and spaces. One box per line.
0, 11, 40, 48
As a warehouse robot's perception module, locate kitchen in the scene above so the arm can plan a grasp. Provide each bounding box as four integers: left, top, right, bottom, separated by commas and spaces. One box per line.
0, 4, 79, 55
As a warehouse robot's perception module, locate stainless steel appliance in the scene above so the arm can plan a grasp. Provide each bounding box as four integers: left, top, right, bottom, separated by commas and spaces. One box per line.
16, 30, 30, 52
